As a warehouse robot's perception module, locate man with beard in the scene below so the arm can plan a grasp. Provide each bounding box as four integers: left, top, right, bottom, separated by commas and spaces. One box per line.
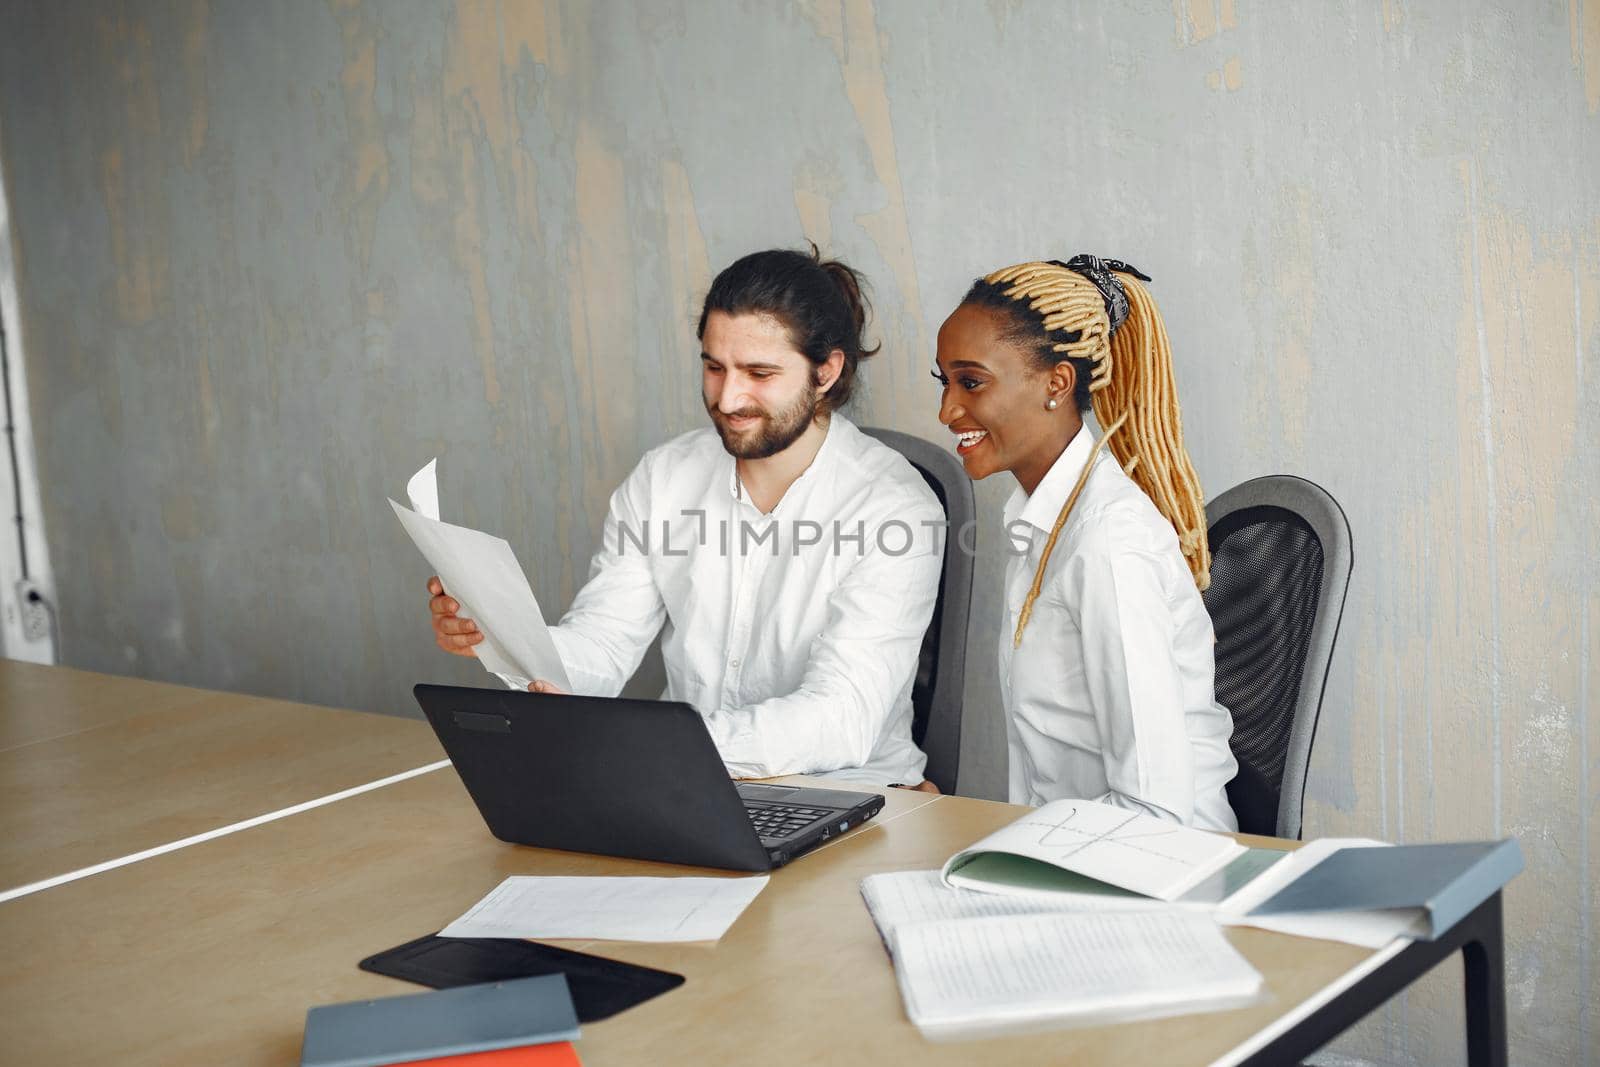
427, 247, 944, 787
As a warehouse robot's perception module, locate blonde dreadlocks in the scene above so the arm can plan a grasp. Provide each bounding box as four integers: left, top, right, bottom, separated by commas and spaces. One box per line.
983, 257, 1211, 646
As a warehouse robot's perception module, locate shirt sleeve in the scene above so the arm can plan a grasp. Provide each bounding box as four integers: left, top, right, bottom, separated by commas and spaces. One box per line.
545, 456, 667, 697
1060, 538, 1198, 824
705, 504, 943, 780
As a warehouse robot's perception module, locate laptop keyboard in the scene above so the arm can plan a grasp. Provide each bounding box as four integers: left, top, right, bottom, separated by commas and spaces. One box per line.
746, 803, 828, 841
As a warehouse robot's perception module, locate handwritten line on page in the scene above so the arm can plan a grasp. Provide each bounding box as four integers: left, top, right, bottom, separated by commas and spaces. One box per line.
439, 876, 771, 943
389, 458, 570, 690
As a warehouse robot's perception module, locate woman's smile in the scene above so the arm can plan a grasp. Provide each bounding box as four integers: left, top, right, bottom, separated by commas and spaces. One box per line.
955, 428, 989, 455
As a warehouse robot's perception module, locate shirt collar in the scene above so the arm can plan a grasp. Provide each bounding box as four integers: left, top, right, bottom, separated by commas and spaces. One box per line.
1004, 423, 1097, 533
725, 414, 844, 511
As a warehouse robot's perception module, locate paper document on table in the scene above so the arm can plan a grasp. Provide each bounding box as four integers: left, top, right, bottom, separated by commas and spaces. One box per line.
389, 459, 569, 691
861, 870, 1163, 954
891, 910, 1263, 1040
1217, 838, 1428, 948
439, 875, 770, 943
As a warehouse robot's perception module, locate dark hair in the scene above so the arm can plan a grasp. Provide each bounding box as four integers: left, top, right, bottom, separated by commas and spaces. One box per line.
697, 245, 879, 411
960, 278, 1093, 413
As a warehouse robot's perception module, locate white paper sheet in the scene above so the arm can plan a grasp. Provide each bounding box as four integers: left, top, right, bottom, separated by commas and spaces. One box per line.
861, 870, 1164, 953
406, 458, 441, 521
439, 875, 770, 942
942, 798, 1246, 902
1216, 837, 1427, 948
891, 911, 1263, 1040
390, 458, 569, 690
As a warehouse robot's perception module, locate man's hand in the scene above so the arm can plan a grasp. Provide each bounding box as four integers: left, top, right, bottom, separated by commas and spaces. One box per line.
428, 576, 483, 657
527, 679, 569, 695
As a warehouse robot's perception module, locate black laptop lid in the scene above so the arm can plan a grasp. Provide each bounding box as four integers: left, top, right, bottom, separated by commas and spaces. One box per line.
414, 684, 773, 872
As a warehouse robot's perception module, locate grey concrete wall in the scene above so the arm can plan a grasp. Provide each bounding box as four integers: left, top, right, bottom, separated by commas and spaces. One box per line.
1, 1, 1595, 1061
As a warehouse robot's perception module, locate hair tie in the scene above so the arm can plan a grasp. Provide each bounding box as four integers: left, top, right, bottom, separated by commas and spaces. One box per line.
1047, 255, 1152, 335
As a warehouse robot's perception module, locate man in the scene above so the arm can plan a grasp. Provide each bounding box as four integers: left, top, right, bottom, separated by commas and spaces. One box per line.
428, 247, 943, 787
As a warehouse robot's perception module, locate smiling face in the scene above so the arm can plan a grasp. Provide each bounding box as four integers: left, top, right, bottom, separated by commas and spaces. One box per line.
701, 310, 834, 460
934, 302, 1080, 492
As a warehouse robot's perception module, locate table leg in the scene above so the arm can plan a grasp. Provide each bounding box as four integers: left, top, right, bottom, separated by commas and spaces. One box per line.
1461, 893, 1507, 1067
1237, 892, 1510, 1067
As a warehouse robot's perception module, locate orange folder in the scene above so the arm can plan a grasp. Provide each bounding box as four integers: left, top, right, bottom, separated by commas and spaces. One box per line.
388, 1042, 582, 1067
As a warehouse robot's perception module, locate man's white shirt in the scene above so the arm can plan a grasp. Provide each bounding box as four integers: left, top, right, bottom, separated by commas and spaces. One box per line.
999, 424, 1238, 830
542, 415, 943, 785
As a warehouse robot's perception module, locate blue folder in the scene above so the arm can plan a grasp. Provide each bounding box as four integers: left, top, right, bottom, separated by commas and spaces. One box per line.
300, 972, 580, 1067
1246, 838, 1523, 940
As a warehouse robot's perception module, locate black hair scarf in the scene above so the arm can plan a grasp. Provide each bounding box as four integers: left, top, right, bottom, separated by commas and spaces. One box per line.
1048, 255, 1152, 336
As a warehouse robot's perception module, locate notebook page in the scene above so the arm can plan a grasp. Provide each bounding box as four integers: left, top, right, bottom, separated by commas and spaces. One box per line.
942, 798, 1245, 901
892, 911, 1262, 1040
861, 870, 1163, 950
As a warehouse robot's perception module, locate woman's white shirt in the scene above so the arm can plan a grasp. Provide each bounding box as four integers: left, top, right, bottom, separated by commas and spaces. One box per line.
998, 425, 1238, 831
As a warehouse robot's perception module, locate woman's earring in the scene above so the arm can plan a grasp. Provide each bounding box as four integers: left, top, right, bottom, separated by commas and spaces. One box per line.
1046, 397, 1059, 410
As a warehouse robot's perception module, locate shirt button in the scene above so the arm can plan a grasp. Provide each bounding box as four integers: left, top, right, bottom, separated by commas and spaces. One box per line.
730, 658, 741, 668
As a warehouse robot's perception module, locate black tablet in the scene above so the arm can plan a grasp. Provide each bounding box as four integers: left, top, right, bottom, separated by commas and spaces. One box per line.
359, 933, 685, 1023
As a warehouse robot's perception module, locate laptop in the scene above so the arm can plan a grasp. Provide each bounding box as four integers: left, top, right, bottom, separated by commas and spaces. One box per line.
413, 684, 886, 872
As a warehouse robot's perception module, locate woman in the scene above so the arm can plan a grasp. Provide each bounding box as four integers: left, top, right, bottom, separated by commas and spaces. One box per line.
933, 255, 1237, 830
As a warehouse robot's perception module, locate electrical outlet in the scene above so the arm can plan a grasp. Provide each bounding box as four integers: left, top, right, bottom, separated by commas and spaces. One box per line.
15, 579, 51, 642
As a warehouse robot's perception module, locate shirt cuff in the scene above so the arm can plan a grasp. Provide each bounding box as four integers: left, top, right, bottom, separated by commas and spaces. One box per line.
547, 628, 615, 696
707, 709, 770, 778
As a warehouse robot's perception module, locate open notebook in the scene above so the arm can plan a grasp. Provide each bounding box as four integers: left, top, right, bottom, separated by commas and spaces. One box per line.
940, 798, 1249, 902
860, 872, 1263, 1040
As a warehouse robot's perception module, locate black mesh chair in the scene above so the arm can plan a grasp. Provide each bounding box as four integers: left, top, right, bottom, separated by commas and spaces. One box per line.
1203, 476, 1352, 839
862, 427, 975, 795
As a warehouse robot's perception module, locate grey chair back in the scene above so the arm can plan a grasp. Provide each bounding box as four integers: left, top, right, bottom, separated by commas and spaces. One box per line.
1202, 475, 1352, 839
862, 427, 974, 795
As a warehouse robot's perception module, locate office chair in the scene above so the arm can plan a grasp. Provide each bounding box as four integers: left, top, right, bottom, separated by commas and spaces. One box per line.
1203, 475, 1352, 839
862, 427, 975, 795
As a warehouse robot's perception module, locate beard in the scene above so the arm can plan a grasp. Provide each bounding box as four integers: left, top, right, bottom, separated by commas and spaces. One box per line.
707, 382, 821, 460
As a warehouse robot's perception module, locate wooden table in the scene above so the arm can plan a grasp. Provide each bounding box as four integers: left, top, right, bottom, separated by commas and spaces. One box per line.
0, 660, 445, 892
0, 664, 1506, 1065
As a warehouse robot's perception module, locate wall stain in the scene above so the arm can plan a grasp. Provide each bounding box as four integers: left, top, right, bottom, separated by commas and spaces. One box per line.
330, 0, 391, 276
181, 0, 210, 166
568, 120, 638, 533
1174, 0, 1237, 47
94, 11, 170, 324
799, 0, 923, 419
661, 157, 713, 434
428, 1, 565, 409
191, 302, 220, 456
98, 147, 165, 325
1574, 0, 1600, 113
984, 0, 1028, 34
445, 0, 546, 234
454, 134, 502, 407
1205, 56, 1243, 92
1185, 0, 1218, 43
1241, 185, 1314, 463
1453, 164, 1595, 1049
793, 156, 841, 253
1383, 0, 1405, 34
